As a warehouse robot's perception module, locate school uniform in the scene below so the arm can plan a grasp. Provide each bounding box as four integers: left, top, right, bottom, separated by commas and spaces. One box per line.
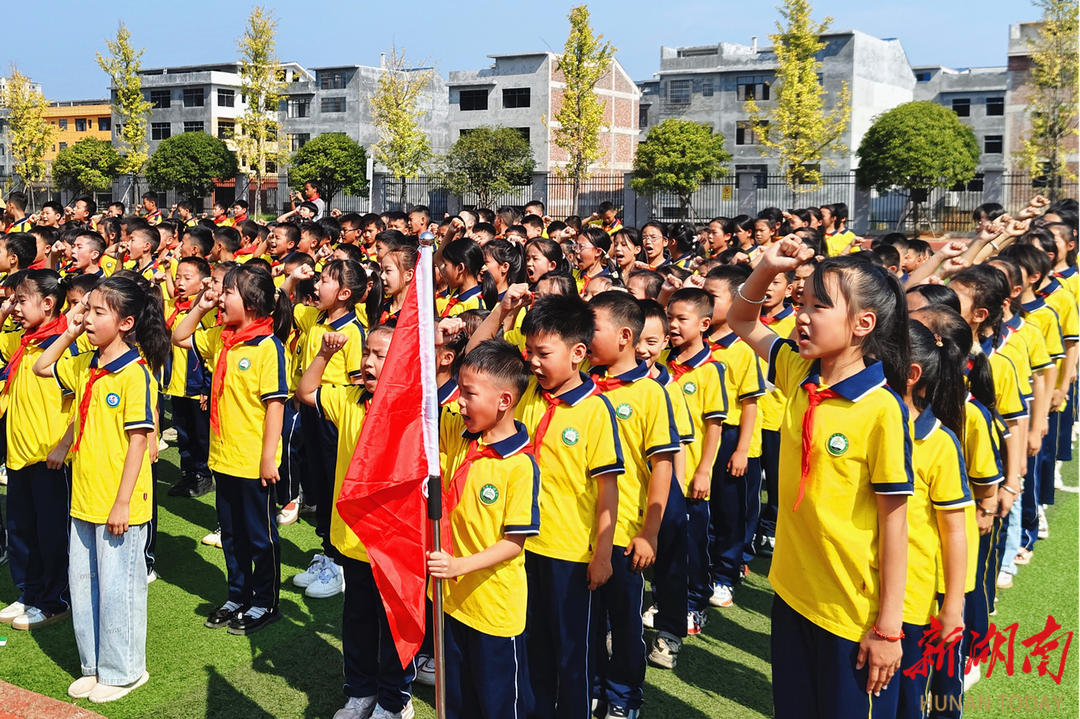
1037, 279, 1079, 486
574, 267, 611, 295
438, 376, 461, 417
164, 299, 212, 485
824, 228, 860, 256
5, 217, 33, 233
765, 337, 913, 719
514, 374, 623, 719
436, 285, 484, 317
757, 307, 796, 543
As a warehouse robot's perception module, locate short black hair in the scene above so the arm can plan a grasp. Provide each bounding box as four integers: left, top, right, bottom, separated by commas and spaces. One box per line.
522, 293, 595, 348
214, 226, 243, 253
460, 339, 531, 401
1, 233, 37, 270
589, 290, 645, 343
535, 271, 577, 297
873, 244, 901, 270
627, 269, 664, 299
906, 283, 961, 314
183, 225, 215, 257
177, 256, 213, 279
521, 214, 544, 232
141, 191, 159, 204
668, 288, 713, 320
639, 298, 670, 336
704, 264, 751, 295
999, 243, 1051, 285
908, 239, 932, 258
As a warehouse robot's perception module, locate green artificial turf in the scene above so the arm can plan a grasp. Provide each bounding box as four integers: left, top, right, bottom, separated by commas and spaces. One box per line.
0, 446, 1076, 718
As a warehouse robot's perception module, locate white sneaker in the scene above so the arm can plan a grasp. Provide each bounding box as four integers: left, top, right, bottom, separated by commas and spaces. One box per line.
0, 464, 7, 485
648, 631, 681, 669
963, 660, 981, 691
1055, 461, 1064, 489
202, 529, 223, 548
414, 654, 436, 686
157, 437, 169, 452
709, 583, 733, 608
305, 560, 345, 598
996, 571, 1013, 589
372, 701, 414, 719
277, 501, 300, 526
333, 695, 377, 719
0, 600, 26, 623
641, 604, 658, 629
294, 554, 328, 589
147, 570, 158, 585
12, 606, 71, 630
1038, 507, 1049, 539
161, 427, 178, 442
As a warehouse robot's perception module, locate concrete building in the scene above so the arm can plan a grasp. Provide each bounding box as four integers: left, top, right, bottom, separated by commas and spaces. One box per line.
45, 100, 113, 161
448, 52, 641, 172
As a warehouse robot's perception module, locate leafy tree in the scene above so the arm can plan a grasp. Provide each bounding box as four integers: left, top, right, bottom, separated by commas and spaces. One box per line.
146, 132, 238, 200
0, 66, 55, 206
289, 133, 369, 205
744, 0, 851, 195
53, 138, 121, 195
550, 5, 615, 214
631, 119, 731, 220
235, 6, 288, 216
856, 101, 979, 234
371, 46, 435, 208
1016, 0, 1078, 197
97, 22, 153, 204
438, 127, 535, 210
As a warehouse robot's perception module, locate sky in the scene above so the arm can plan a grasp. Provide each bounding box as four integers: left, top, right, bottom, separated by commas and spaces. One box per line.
4, 0, 1034, 101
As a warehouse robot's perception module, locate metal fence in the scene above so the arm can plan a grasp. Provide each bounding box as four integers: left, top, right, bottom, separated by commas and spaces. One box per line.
1003, 173, 1080, 214
756, 173, 857, 214
649, 179, 738, 223
547, 174, 625, 219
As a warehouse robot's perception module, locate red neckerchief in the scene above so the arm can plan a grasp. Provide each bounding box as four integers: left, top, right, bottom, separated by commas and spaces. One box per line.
795, 381, 840, 511
442, 440, 504, 556
3, 315, 68, 394
28, 258, 47, 270
210, 318, 275, 436
760, 315, 778, 326
233, 213, 248, 224
167, 299, 193, 330
530, 384, 599, 453
213, 216, 230, 226
668, 353, 711, 381
73, 357, 144, 452
234, 244, 258, 257
592, 374, 630, 392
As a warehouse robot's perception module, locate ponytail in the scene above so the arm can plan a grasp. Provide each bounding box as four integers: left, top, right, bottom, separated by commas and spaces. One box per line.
95, 275, 172, 375
362, 260, 384, 330
222, 264, 294, 342
909, 318, 968, 437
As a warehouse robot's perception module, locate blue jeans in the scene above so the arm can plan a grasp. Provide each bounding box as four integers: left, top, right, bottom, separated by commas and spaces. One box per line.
1002, 489, 1023, 576
69, 518, 148, 686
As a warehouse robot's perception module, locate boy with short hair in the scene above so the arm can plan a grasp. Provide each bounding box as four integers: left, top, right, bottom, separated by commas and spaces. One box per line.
0, 233, 37, 274
211, 227, 243, 263
590, 201, 623, 236
211, 201, 234, 227
124, 225, 162, 280
230, 200, 249, 225
142, 192, 163, 225
821, 202, 859, 256
407, 206, 430, 236
180, 226, 215, 260
71, 231, 106, 277
3, 192, 31, 233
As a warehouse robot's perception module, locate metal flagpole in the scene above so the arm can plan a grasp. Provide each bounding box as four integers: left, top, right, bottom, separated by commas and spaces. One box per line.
427, 474, 447, 719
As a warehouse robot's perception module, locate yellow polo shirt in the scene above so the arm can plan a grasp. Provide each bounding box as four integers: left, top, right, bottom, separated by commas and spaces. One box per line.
0, 332, 77, 470
436, 285, 485, 317
665, 346, 728, 493
293, 306, 366, 387
317, 384, 371, 563
758, 308, 796, 433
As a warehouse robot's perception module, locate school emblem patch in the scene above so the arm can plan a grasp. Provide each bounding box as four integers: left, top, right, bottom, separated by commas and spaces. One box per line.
683, 382, 698, 395
105, 392, 121, 408
615, 403, 633, 420
561, 427, 580, 446
826, 433, 849, 457
238, 358, 252, 371
479, 484, 499, 505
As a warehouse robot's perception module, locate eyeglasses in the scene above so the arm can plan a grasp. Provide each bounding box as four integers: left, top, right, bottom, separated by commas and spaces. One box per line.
641, 234, 664, 241
571, 243, 597, 252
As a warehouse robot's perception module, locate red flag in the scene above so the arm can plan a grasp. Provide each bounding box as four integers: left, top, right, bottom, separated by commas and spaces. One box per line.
336, 246, 439, 668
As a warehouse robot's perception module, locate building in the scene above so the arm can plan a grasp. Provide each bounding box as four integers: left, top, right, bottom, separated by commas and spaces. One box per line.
448, 52, 641, 172
0, 76, 44, 179
44, 100, 113, 161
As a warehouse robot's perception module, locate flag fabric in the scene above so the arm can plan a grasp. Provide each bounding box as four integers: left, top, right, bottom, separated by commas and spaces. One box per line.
336, 243, 440, 668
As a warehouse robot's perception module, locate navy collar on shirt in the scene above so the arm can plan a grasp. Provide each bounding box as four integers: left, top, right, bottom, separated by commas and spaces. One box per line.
913, 406, 941, 441
1057, 265, 1077, 279
979, 335, 1000, 357
764, 305, 794, 322
1004, 313, 1022, 331
90, 346, 143, 372
1039, 278, 1062, 297
543, 372, 598, 406
589, 360, 650, 383
653, 364, 673, 386
1021, 296, 1048, 313
801, 357, 886, 402
461, 420, 531, 458
710, 330, 740, 349
320, 311, 358, 331
668, 344, 712, 369
438, 377, 459, 405
355, 389, 373, 405
455, 285, 483, 302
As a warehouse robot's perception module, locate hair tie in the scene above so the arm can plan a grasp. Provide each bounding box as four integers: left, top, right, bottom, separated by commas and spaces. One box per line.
933, 333, 943, 347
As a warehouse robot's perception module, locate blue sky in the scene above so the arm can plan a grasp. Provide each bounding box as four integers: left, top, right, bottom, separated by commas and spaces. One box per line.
5, 0, 1033, 101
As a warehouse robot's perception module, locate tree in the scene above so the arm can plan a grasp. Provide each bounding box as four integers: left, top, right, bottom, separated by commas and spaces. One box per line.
1016, 0, 1078, 198
146, 132, 238, 200
550, 5, 615, 214
53, 138, 121, 196
235, 6, 288, 216
371, 46, 435, 208
0, 66, 55, 207
856, 101, 979, 234
744, 0, 851, 195
289, 133, 369, 206
97, 23, 153, 205
631, 119, 731, 220
437, 127, 535, 209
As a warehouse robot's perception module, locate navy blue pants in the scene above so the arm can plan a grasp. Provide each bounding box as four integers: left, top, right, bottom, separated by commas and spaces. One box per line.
276, 399, 304, 508
924, 595, 967, 719
6, 463, 70, 614
898, 622, 933, 719
445, 614, 526, 719
758, 428, 780, 539
650, 475, 688, 638
771, 594, 900, 719
964, 521, 996, 657
144, 461, 159, 575
686, 498, 711, 613
741, 457, 763, 566
1056, 383, 1076, 462
1038, 410, 1061, 506
1021, 450, 1041, 551
591, 546, 646, 712
340, 556, 414, 713
172, 395, 210, 478
709, 425, 759, 586
524, 551, 593, 719
214, 473, 280, 610
300, 403, 339, 558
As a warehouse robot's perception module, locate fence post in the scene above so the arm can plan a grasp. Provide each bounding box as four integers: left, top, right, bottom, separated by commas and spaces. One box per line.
852, 186, 871, 236
983, 170, 1004, 206
371, 173, 385, 214
737, 172, 757, 216
623, 172, 645, 227
532, 172, 549, 208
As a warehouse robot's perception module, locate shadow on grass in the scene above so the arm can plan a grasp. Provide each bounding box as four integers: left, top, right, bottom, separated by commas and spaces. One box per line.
675, 641, 773, 716
154, 531, 225, 614
18, 613, 83, 680
704, 611, 770, 665
204, 665, 275, 719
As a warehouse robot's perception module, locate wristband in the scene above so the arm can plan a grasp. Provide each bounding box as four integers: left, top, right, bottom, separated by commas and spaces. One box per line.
872, 625, 904, 642
737, 283, 766, 305
1001, 484, 1019, 496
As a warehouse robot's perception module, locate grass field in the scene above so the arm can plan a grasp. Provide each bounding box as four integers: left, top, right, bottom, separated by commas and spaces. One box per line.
0, 445, 1076, 718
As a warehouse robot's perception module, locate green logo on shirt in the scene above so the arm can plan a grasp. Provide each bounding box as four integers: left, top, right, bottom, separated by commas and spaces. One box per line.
238, 358, 252, 371
718, 361, 727, 372
105, 392, 120, 408
615, 403, 633, 420
561, 427, 580, 446
683, 382, 698, 396
827, 433, 849, 457
479, 484, 499, 505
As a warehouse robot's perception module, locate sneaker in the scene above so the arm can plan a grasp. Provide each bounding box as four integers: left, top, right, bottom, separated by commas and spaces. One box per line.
146, 570, 158, 585
1014, 548, 1033, 565
758, 534, 774, 556
414, 654, 436, 687
185, 474, 215, 498
68, 675, 98, 699
641, 604, 658, 629
299, 502, 318, 516
372, 701, 414, 719
334, 696, 377, 719
0, 600, 26, 623
161, 427, 178, 442
87, 671, 149, 704
963, 660, 981, 691
157, 437, 169, 452
12, 606, 71, 630
605, 706, 639, 718
0, 548, 7, 567
227, 606, 281, 636
168, 474, 196, 497
277, 500, 300, 526
648, 631, 682, 669
709, 583, 733, 608
0, 464, 7, 485
996, 571, 1013, 589
1038, 507, 1049, 539
293, 554, 327, 589
1056, 461, 1065, 489
202, 528, 223, 548
687, 610, 708, 636
305, 560, 345, 598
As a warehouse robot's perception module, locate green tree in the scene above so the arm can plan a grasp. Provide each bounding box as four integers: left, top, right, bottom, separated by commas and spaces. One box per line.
146, 132, 238, 200
53, 138, 121, 195
371, 46, 435, 208
1016, 0, 1078, 198
0, 66, 55, 206
96, 22, 153, 205
744, 0, 851, 195
856, 101, 979, 235
235, 6, 288, 216
438, 127, 535, 209
631, 119, 731, 220
550, 5, 615, 214
289, 133, 369, 206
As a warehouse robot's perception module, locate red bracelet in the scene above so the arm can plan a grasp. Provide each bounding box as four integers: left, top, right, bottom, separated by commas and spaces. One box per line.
872, 625, 905, 642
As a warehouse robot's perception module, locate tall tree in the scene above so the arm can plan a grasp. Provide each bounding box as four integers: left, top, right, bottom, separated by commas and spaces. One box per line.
550, 5, 615, 214
631, 119, 731, 221
146, 131, 238, 201
97, 22, 153, 206
438, 126, 535, 209
1016, 0, 1078, 198
289, 133, 369, 206
744, 0, 851, 196
235, 6, 288, 217
53, 138, 122, 196
370, 46, 435, 209
0, 66, 55, 207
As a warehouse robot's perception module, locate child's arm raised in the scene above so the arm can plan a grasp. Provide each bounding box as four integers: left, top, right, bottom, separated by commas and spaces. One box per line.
903, 240, 966, 288
856, 494, 907, 696
729, 238, 814, 362
107, 428, 149, 536
280, 263, 315, 298
427, 535, 526, 579
32, 304, 85, 377
172, 287, 216, 349
297, 332, 348, 407
587, 471, 619, 590
465, 283, 530, 354
935, 508, 968, 650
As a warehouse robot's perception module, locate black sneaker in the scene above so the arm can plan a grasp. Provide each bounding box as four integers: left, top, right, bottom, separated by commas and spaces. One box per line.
167, 474, 195, 497
185, 474, 215, 498
227, 607, 281, 636
204, 604, 243, 629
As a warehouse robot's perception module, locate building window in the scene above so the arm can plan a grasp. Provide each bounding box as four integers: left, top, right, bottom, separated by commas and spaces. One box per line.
459, 129, 475, 138
639, 106, 649, 129
290, 133, 311, 151
218, 121, 234, 140
668, 80, 691, 105
986, 97, 1004, 116
319, 71, 347, 90
702, 79, 714, 97
320, 97, 346, 113
183, 121, 204, 133
151, 122, 171, 140
183, 88, 205, 108
150, 90, 171, 108
502, 88, 531, 108
75, 118, 87, 132
288, 98, 311, 118
98, 117, 111, 131
952, 98, 970, 117
58, 119, 68, 131
0, 144, 5, 156
915, 71, 931, 82
459, 89, 489, 111
218, 89, 235, 107
58, 142, 67, 151
737, 76, 771, 101
984, 135, 1003, 154
736, 121, 767, 146
515, 127, 530, 143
